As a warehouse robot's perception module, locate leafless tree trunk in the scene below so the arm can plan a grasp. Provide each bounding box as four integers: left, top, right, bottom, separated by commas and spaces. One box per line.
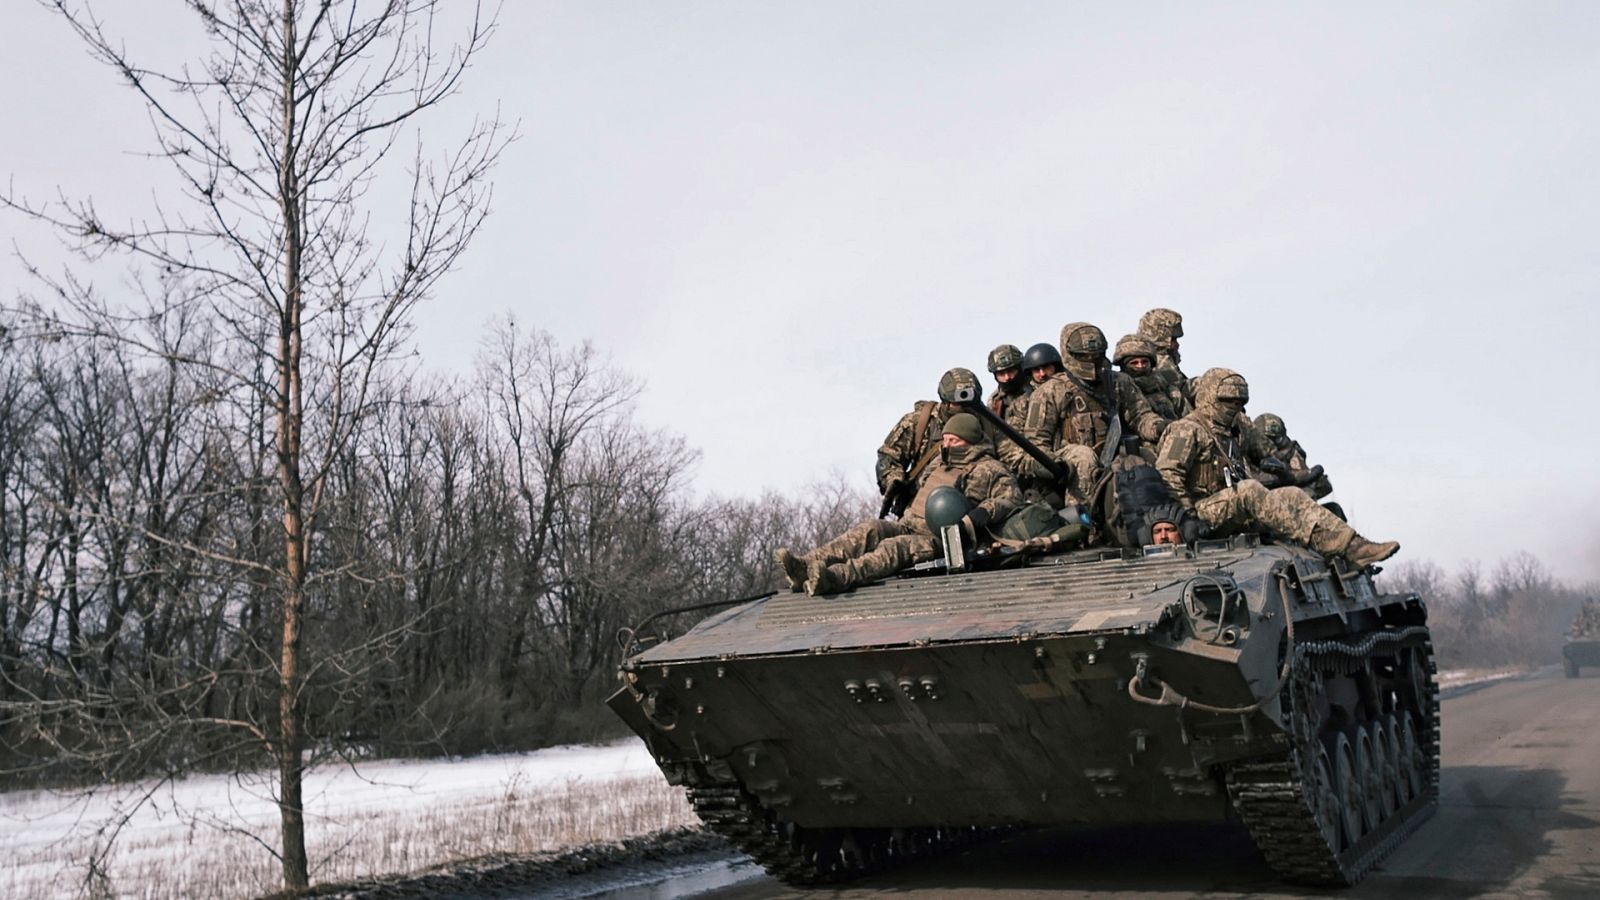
4, 1, 507, 889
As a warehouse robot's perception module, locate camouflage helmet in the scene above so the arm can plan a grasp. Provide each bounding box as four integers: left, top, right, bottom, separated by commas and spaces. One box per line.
936, 366, 982, 403
1138, 308, 1184, 343
1112, 334, 1159, 367
924, 486, 971, 531
986, 343, 1024, 373
1194, 367, 1249, 407
1255, 413, 1287, 441
942, 412, 984, 444
1058, 322, 1108, 359
1022, 342, 1062, 371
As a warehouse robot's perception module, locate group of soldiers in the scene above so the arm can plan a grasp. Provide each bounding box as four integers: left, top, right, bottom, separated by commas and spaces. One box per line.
776, 309, 1400, 596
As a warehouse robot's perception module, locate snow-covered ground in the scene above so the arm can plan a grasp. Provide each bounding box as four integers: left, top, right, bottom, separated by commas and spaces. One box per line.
0, 739, 693, 900
0, 667, 1528, 899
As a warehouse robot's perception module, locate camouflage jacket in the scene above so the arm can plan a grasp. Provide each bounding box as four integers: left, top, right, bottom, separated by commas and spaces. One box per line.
875, 400, 948, 493
1022, 370, 1164, 463
1155, 354, 1192, 406
900, 444, 1022, 535
1127, 370, 1189, 421
1154, 412, 1252, 508
986, 384, 1033, 473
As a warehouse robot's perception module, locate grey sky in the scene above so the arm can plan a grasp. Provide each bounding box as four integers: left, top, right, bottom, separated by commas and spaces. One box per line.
4, 2, 1599, 582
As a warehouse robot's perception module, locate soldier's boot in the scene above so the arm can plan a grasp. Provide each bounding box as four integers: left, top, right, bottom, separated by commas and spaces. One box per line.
774, 547, 808, 592
1343, 536, 1401, 569
804, 559, 848, 597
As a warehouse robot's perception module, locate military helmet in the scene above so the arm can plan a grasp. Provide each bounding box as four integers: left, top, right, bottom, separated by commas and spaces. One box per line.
1059, 322, 1108, 359
1255, 413, 1287, 440
1022, 342, 1062, 371
942, 412, 984, 444
1194, 367, 1249, 407
936, 367, 982, 403
986, 343, 1024, 373
1113, 334, 1158, 367
1138, 308, 1184, 343
924, 486, 971, 531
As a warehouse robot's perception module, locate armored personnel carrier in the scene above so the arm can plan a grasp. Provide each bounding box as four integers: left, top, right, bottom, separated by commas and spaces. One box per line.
609, 535, 1438, 886
1563, 599, 1600, 677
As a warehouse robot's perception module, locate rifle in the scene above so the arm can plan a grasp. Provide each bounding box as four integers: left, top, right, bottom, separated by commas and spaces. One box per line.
878, 440, 941, 518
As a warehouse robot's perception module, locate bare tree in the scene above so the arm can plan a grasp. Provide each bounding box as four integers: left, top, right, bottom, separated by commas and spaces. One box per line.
4, 1, 508, 889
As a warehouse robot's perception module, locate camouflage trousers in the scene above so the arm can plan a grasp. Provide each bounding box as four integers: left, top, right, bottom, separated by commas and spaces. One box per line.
806, 519, 941, 589
1056, 444, 1101, 505
1195, 479, 1353, 555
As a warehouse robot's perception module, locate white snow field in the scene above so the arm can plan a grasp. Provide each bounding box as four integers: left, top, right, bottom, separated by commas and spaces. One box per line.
0, 668, 1522, 899
0, 739, 696, 900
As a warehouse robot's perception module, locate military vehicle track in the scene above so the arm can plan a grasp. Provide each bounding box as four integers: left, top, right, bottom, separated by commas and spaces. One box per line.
686, 783, 988, 885
1226, 630, 1439, 885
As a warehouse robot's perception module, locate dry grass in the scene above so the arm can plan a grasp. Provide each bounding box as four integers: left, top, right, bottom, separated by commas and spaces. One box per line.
3, 775, 697, 900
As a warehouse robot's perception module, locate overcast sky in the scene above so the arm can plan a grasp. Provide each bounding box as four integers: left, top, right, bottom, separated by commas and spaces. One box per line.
4, 2, 1598, 584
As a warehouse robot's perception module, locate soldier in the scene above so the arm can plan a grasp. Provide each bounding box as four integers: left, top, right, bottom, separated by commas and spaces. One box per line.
985, 344, 1028, 463
1138, 308, 1191, 406
1154, 368, 1398, 568
1252, 412, 1334, 499
985, 343, 1026, 420
1021, 323, 1165, 503
1114, 333, 1188, 421
776, 413, 1021, 596
876, 367, 983, 517
1022, 341, 1062, 386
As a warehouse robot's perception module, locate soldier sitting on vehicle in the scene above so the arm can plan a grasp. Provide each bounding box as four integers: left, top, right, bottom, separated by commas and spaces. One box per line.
1154, 368, 1399, 568
985, 344, 1029, 465
1115, 333, 1188, 422
776, 413, 1020, 596
1021, 322, 1165, 506
1250, 412, 1334, 499
876, 367, 985, 518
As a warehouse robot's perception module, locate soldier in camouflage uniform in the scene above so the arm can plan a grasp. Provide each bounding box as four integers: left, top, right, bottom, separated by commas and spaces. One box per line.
1138, 308, 1191, 407
875, 367, 983, 512
1021, 323, 1165, 503
1022, 341, 1062, 386
1251, 412, 1334, 499
1114, 333, 1188, 421
985, 344, 1028, 462
776, 413, 1021, 596
1154, 368, 1399, 568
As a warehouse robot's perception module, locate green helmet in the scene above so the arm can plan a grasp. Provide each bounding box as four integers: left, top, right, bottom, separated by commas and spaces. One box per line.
924, 486, 971, 531
1138, 308, 1184, 343
1255, 413, 1287, 441
1113, 334, 1158, 367
986, 343, 1023, 373
937, 367, 982, 403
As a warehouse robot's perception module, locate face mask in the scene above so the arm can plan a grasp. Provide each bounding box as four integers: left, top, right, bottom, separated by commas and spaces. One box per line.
1065, 355, 1100, 382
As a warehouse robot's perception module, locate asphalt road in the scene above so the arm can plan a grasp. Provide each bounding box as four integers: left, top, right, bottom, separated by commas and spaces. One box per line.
690, 669, 1600, 899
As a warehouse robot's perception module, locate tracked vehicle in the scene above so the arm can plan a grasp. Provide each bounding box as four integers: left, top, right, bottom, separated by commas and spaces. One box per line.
609, 535, 1437, 886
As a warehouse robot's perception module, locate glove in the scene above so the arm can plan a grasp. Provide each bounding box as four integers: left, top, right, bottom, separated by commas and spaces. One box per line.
1293, 464, 1325, 487
881, 470, 906, 495
1257, 457, 1289, 475
1179, 509, 1208, 543
1031, 457, 1058, 481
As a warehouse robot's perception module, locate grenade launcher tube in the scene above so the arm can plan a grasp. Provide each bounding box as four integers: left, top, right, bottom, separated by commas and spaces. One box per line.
956, 394, 1069, 484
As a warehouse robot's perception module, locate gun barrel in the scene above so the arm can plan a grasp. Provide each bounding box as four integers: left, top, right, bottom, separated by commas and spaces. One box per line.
958, 399, 1068, 483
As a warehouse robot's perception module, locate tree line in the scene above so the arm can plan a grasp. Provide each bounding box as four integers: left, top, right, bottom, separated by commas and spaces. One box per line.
0, 318, 870, 787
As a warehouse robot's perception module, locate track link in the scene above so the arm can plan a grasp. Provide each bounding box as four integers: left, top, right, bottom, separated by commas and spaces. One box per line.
686, 783, 985, 886
1227, 629, 1440, 885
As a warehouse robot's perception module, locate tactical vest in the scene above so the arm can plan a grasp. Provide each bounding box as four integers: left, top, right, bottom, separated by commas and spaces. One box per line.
1190, 425, 1247, 498
903, 462, 966, 529
1057, 380, 1114, 453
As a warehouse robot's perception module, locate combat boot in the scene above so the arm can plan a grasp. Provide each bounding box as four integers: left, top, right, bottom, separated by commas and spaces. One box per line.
774, 547, 807, 592
804, 559, 847, 597
1343, 536, 1400, 569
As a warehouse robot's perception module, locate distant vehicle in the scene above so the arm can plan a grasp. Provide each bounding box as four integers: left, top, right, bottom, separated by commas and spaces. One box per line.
1564, 599, 1600, 678
609, 535, 1438, 886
